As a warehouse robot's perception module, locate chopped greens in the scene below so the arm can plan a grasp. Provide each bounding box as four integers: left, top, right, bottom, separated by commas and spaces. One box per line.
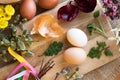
44, 41, 63, 56
87, 41, 113, 59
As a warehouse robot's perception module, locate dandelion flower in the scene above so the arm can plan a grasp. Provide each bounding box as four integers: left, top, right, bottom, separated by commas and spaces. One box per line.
5, 5, 15, 16
0, 20, 8, 29
3, 13, 11, 20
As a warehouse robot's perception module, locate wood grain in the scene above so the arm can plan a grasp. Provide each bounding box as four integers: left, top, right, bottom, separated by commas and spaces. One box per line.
0, 0, 120, 80
0, 0, 20, 4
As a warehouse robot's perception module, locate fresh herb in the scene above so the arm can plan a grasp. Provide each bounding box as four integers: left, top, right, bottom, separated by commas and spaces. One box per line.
54, 67, 83, 80
87, 23, 108, 38
87, 10, 108, 38
104, 48, 113, 56
44, 41, 63, 56
87, 41, 113, 59
93, 10, 100, 18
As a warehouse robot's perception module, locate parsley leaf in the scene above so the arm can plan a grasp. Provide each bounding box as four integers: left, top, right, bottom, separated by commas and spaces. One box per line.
44, 41, 63, 56
104, 48, 113, 56
87, 47, 102, 59
97, 41, 106, 49
87, 41, 113, 59
93, 10, 100, 18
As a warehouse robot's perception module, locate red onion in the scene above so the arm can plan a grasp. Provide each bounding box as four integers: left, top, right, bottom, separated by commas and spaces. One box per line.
74, 0, 97, 13
57, 2, 79, 21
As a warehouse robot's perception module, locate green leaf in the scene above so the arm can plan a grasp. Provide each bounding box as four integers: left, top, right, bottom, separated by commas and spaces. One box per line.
17, 39, 26, 51
97, 41, 106, 49
14, 14, 20, 23
74, 74, 84, 79
88, 41, 113, 59
104, 48, 113, 56
25, 37, 33, 46
2, 38, 10, 46
22, 18, 28, 23
87, 23, 95, 35
12, 27, 17, 33
87, 47, 102, 59
93, 10, 100, 18
10, 41, 17, 50
44, 41, 63, 56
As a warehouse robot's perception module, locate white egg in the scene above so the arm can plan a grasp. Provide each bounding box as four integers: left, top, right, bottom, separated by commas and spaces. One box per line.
67, 28, 88, 47
63, 47, 86, 65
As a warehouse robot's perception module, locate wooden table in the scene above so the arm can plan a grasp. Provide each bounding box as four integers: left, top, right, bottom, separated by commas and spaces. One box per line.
58, 0, 120, 80
0, 0, 120, 80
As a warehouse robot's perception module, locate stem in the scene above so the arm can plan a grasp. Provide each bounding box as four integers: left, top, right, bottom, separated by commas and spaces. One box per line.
54, 73, 60, 80
97, 30, 108, 38
95, 23, 108, 38
97, 18, 108, 38
97, 18, 104, 31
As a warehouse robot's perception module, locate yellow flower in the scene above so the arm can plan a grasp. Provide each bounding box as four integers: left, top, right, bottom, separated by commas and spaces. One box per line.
0, 13, 11, 21
3, 13, 12, 20
0, 12, 4, 18
0, 8, 3, 13
0, 20, 8, 29
5, 5, 15, 16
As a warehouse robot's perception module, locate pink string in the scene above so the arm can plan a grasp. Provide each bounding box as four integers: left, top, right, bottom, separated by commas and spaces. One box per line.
23, 70, 31, 80
6, 62, 38, 80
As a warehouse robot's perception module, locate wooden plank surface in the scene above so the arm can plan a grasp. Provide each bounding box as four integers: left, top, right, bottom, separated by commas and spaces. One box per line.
0, 0, 120, 80
0, 0, 20, 4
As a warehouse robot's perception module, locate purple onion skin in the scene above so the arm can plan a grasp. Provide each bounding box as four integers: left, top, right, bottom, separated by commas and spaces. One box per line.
57, 3, 79, 21
75, 0, 97, 13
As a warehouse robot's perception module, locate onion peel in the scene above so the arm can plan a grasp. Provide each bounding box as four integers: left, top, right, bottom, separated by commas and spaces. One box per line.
31, 14, 65, 38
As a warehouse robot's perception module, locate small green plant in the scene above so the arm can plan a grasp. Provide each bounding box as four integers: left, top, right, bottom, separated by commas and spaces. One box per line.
87, 41, 113, 59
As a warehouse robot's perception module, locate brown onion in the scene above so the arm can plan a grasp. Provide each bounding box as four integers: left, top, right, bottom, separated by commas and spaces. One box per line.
57, 2, 79, 21
74, 0, 97, 13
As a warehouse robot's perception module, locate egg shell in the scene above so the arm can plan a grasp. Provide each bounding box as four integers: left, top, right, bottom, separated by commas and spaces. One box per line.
20, 0, 36, 19
67, 28, 88, 47
63, 47, 86, 65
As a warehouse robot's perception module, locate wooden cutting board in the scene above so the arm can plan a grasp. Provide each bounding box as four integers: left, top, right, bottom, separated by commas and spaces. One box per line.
0, 0, 120, 80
